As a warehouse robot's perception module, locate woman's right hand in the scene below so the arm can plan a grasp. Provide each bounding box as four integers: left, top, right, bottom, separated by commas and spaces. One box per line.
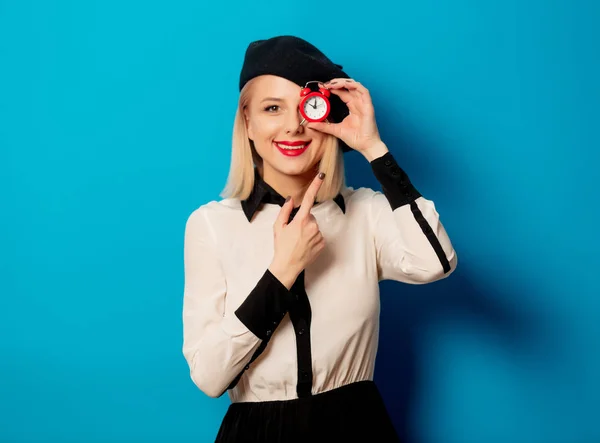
268, 172, 326, 289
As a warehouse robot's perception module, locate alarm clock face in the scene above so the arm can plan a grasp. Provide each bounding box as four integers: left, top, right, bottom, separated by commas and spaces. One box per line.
302, 94, 329, 121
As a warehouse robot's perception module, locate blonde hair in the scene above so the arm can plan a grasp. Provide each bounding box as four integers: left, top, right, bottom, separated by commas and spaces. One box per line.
220, 77, 346, 202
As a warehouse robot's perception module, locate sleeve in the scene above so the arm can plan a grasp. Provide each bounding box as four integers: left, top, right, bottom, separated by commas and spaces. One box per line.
182, 209, 294, 398
369, 151, 458, 283
235, 270, 295, 340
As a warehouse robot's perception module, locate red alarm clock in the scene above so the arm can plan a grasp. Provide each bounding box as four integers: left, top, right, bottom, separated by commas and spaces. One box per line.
299, 81, 331, 125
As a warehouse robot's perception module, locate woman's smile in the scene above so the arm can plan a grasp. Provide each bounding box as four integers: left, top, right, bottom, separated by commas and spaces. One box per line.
274, 140, 311, 157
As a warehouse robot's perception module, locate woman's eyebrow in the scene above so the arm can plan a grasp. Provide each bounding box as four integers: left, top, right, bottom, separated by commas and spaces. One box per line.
260, 97, 285, 103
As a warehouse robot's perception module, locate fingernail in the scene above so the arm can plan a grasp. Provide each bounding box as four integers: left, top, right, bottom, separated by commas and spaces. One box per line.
285, 196, 291, 202
318, 172, 325, 180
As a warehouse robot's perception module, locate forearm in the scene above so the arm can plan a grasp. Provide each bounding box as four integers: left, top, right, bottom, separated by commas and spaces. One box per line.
235, 267, 296, 339
268, 261, 301, 290
366, 143, 457, 282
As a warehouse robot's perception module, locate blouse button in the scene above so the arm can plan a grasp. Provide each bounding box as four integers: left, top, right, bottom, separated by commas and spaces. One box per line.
384, 159, 392, 166
265, 329, 272, 337
297, 328, 305, 336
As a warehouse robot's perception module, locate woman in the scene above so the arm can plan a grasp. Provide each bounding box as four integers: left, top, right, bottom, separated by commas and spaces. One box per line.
182, 35, 457, 443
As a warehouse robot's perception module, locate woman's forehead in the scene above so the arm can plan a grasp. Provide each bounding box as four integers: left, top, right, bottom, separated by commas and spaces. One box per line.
252, 75, 301, 96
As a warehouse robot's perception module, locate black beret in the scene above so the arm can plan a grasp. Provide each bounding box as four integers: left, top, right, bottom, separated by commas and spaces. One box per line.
239, 35, 352, 152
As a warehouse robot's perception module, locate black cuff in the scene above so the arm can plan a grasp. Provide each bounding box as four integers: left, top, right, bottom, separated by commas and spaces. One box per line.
234, 269, 295, 340
370, 152, 422, 210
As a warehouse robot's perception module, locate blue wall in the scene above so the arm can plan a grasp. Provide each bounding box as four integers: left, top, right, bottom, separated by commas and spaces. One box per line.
1, 1, 599, 442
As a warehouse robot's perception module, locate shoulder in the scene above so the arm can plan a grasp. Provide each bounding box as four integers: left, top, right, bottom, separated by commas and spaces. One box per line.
340, 185, 385, 209
339, 186, 393, 229
185, 197, 243, 233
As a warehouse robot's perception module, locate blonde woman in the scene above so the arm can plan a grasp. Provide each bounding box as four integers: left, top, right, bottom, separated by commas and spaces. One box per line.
182, 35, 457, 443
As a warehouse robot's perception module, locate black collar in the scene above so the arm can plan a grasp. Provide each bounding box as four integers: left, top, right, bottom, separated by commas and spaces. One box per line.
241, 168, 346, 222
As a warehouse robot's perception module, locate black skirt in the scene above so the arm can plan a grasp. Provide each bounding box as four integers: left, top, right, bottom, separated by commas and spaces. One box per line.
214, 380, 401, 443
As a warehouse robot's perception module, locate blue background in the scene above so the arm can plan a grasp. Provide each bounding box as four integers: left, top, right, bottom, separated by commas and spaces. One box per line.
2, 0, 599, 442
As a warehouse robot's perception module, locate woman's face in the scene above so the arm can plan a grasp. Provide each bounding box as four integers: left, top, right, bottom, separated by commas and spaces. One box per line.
244, 75, 327, 179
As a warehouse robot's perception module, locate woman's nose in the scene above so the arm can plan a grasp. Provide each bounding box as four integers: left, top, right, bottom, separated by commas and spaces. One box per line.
285, 109, 305, 134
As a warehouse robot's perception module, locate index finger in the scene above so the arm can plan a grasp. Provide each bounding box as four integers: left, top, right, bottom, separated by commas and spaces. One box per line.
296, 172, 325, 219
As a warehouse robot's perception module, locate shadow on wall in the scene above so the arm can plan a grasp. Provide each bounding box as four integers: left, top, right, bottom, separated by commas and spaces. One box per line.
343, 105, 552, 443
374, 271, 546, 443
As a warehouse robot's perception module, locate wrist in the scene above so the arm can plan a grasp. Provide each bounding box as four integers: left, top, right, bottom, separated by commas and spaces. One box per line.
268, 261, 300, 290
362, 140, 389, 162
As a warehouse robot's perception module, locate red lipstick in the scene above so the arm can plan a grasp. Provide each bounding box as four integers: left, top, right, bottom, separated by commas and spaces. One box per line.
274, 140, 311, 157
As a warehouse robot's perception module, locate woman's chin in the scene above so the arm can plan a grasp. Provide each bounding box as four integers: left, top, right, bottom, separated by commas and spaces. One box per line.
273, 160, 318, 177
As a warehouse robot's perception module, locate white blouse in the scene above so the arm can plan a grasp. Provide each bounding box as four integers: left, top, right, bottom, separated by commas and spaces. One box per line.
182, 153, 457, 402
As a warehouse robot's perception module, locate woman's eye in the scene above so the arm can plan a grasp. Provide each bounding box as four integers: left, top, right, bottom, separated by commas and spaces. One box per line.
264, 105, 280, 112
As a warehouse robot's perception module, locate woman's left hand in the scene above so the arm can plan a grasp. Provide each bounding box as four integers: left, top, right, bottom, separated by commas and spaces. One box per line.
306, 78, 384, 155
